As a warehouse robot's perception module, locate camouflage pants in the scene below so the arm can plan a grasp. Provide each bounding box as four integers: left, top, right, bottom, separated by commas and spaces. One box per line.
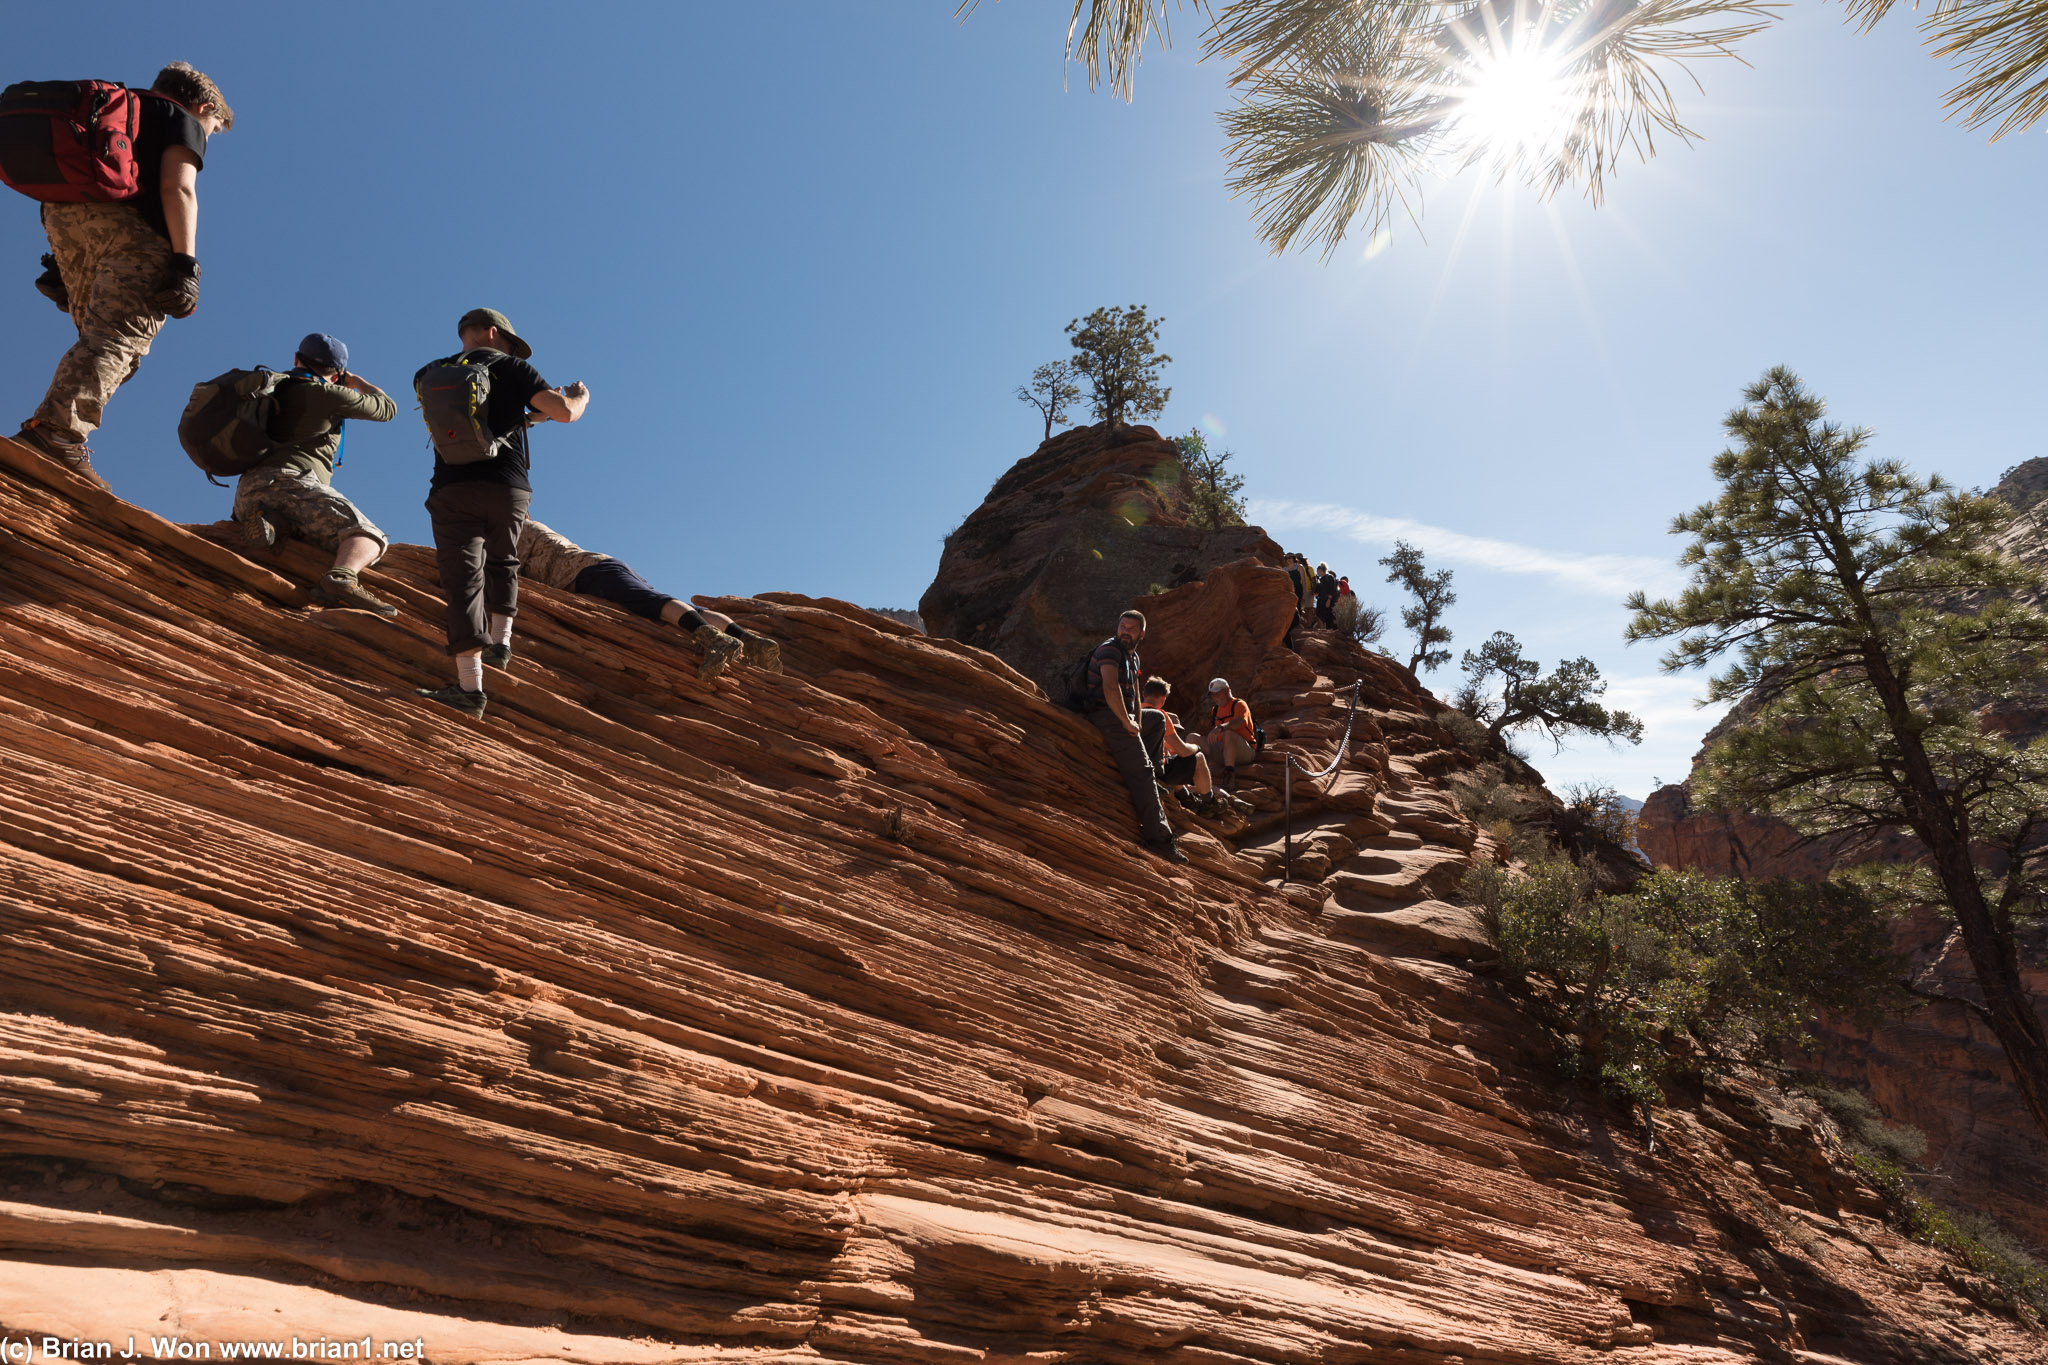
33, 202, 170, 444
234, 468, 389, 565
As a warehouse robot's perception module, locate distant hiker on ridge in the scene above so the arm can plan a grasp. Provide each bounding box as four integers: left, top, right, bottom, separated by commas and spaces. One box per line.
1067, 610, 1184, 864
1313, 562, 1338, 628
4, 64, 231, 490
234, 332, 400, 617
514, 520, 778, 678
414, 308, 588, 720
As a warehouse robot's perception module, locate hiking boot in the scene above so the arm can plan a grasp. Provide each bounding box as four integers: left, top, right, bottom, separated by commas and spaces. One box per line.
1144, 836, 1190, 866
692, 623, 742, 681
481, 643, 513, 669
414, 684, 487, 719
237, 504, 275, 551
307, 568, 397, 618
14, 421, 109, 491
736, 627, 782, 674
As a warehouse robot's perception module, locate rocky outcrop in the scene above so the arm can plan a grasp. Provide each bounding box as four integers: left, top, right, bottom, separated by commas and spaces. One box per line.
2, 434, 2044, 1362
1638, 461, 2048, 1254
918, 424, 1283, 697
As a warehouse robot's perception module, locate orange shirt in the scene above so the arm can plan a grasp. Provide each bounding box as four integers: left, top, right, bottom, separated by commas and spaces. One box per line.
1213, 696, 1254, 742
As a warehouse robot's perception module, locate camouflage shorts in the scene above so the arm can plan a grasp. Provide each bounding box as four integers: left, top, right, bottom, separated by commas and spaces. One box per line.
234, 468, 388, 564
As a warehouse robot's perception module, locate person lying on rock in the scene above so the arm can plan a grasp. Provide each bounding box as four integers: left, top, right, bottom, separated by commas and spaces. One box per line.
1202, 677, 1258, 789
512, 519, 779, 681
1074, 610, 1185, 865
234, 332, 399, 617
414, 307, 587, 721
1139, 677, 1247, 819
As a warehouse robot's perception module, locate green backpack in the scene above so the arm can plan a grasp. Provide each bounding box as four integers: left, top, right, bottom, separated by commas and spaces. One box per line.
177, 367, 287, 486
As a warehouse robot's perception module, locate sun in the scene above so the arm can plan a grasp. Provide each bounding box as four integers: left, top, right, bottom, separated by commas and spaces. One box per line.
1451, 43, 1580, 162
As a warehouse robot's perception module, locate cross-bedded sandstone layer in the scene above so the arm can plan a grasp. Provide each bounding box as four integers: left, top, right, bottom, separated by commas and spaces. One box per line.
1, 435, 2040, 1362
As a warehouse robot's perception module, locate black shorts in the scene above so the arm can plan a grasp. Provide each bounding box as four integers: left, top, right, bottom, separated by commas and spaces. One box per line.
1161, 754, 1198, 785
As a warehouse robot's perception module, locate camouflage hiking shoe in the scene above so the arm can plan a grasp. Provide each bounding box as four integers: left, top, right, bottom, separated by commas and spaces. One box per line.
237, 504, 275, 550
14, 421, 109, 492
481, 643, 513, 669
736, 628, 782, 674
414, 683, 487, 719
307, 568, 397, 618
692, 623, 742, 681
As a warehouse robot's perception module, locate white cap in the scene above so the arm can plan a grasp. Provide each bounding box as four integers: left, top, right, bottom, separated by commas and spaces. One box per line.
1208, 678, 1230, 693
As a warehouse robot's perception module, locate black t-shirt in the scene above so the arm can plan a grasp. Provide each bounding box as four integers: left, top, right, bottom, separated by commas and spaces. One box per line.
426, 349, 550, 492
131, 92, 207, 240
1084, 638, 1138, 713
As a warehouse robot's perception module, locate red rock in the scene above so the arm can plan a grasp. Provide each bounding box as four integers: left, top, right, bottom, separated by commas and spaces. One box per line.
0, 434, 2041, 1361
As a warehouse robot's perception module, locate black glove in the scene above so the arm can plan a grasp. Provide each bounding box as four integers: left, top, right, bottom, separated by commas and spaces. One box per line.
33, 253, 68, 312
152, 253, 200, 319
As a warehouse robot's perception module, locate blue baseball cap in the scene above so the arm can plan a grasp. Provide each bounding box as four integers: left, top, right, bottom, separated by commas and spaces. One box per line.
296, 333, 348, 371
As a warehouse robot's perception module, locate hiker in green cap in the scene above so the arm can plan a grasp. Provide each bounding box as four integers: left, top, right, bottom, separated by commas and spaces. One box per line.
413, 307, 589, 720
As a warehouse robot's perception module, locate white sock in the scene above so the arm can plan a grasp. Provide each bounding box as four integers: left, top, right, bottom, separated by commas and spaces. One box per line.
455, 653, 484, 693
488, 614, 513, 646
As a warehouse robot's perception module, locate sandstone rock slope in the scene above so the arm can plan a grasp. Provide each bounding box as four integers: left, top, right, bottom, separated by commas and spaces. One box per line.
0, 438, 2039, 1363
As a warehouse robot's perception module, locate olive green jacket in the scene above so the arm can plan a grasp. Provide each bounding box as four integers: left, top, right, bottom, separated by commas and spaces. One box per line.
253, 375, 397, 483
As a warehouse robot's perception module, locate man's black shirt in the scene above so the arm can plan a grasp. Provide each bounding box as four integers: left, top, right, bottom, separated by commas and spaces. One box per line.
132, 92, 207, 239
426, 349, 550, 493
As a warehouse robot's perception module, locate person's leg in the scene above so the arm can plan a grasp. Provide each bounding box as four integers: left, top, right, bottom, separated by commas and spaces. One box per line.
29, 204, 168, 449
694, 602, 784, 674
571, 560, 740, 680
426, 484, 491, 660
1087, 708, 1176, 849
1192, 752, 1213, 797
1226, 733, 1257, 770
334, 535, 379, 574
482, 488, 528, 631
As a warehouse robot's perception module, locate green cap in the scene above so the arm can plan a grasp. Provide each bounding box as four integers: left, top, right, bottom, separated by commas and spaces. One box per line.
457, 307, 531, 359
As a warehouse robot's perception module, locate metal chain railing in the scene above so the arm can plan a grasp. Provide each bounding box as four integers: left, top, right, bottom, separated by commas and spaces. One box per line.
1282, 679, 1363, 884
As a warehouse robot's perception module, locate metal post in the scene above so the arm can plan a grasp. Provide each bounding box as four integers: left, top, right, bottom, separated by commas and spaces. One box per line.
1282, 759, 1293, 884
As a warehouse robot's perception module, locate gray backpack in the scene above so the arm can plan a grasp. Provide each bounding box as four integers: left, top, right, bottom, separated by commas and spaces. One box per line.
414, 349, 509, 465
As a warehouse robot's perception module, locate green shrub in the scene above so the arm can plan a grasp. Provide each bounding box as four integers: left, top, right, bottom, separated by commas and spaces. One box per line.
1851, 1153, 2048, 1317
1463, 862, 1907, 1108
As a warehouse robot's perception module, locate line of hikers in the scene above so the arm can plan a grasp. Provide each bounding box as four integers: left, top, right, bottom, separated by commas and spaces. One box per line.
1067, 609, 1258, 865
1, 65, 778, 720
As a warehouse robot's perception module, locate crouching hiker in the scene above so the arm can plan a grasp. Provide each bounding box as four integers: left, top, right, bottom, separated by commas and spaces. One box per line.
1138, 677, 1241, 818
1070, 610, 1183, 865
233, 333, 398, 615
1203, 676, 1258, 789
513, 520, 778, 679
414, 308, 587, 720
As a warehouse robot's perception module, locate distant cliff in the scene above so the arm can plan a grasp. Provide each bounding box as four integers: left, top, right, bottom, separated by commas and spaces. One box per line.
0, 432, 2040, 1361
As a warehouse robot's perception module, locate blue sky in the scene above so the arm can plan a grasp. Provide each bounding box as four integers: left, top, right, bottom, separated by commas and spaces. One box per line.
6, 3, 2043, 798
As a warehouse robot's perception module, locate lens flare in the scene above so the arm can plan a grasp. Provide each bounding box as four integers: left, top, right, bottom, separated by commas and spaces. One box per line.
1452, 44, 1578, 162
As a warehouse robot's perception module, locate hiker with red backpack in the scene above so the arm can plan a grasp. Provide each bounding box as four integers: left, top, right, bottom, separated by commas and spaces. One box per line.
0, 64, 231, 489
413, 308, 589, 720
1066, 610, 1185, 864
230, 333, 401, 617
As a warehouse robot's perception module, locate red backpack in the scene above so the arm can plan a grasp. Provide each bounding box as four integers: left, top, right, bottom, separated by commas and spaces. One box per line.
0, 80, 144, 203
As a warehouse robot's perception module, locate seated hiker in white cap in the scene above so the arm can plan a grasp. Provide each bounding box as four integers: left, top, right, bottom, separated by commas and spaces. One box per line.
234, 332, 399, 617
505, 519, 780, 680
1202, 676, 1257, 788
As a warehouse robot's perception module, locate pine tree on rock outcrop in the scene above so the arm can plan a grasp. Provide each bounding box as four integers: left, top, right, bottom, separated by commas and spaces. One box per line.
1016, 360, 1083, 443
1382, 540, 1455, 674
1169, 428, 1248, 529
1459, 630, 1643, 750
1066, 305, 1170, 434
1628, 365, 2048, 1144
